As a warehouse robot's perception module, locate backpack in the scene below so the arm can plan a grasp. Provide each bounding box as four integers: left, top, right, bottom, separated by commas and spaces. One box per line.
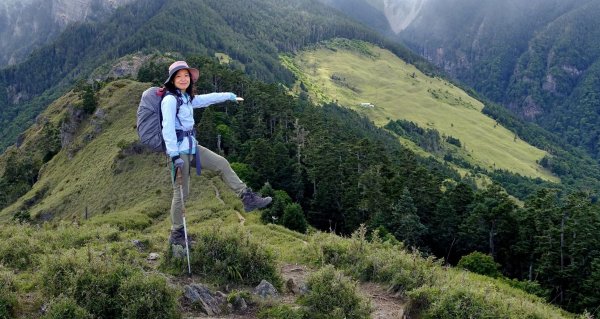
136, 87, 181, 152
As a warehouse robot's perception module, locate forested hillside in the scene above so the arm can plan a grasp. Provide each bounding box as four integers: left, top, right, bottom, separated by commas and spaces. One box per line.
0, 0, 432, 152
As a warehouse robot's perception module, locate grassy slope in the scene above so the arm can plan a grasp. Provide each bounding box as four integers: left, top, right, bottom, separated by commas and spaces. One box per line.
282, 40, 558, 182
0, 79, 573, 318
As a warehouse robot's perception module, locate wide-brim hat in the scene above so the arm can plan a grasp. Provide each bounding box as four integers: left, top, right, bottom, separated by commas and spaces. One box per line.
164, 61, 200, 85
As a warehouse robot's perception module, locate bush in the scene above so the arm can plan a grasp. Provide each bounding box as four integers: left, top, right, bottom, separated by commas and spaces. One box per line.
119, 273, 180, 319
407, 286, 502, 318
0, 231, 39, 270
261, 190, 292, 224
41, 253, 180, 318
501, 278, 549, 300
281, 203, 308, 233
306, 229, 435, 293
42, 297, 91, 319
89, 211, 152, 231
0, 274, 17, 319
71, 262, 133, 318
257, 304, 303, 319
457, 252, 502, 278
184, 227, 281, 287
298, 265, 371, 319
41, 253, 79, 296
232, 162, 260, 189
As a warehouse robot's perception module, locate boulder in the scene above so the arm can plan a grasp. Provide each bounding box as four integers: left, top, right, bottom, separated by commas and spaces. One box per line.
253, 280, 278, 299
184, 284, 227, 316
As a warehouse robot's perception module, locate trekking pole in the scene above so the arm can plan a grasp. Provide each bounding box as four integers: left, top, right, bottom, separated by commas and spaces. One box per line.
176, 167, 192, 275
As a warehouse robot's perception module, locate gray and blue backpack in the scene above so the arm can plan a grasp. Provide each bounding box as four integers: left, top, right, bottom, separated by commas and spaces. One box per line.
136, 87, 180, 152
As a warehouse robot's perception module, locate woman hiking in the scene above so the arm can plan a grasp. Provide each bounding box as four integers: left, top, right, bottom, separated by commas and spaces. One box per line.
161, 61, 272, 246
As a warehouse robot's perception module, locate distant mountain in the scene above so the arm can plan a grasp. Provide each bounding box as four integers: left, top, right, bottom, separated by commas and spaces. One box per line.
0, 0, 134, 66
318, 0, 600, 159
0, 0, 431, 152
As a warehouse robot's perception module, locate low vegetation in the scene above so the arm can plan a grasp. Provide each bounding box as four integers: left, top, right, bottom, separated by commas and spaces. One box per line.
304, 228, 576, 319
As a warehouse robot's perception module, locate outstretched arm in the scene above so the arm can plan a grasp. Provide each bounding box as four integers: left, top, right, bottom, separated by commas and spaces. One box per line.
191, 92, 237, 109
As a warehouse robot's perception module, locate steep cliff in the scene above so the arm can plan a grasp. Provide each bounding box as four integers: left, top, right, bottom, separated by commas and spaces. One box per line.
0, 0, 133, 66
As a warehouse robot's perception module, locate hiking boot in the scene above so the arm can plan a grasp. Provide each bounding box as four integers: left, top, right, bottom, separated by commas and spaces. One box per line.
169, 228, 187, 247
241, 188, 272, 212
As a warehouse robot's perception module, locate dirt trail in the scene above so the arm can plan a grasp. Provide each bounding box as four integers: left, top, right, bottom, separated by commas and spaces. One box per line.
280, 263, 406, 319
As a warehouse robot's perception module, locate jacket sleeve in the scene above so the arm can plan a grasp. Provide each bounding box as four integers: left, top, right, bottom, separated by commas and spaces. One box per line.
191, 92, 236, 109
161, 95, 180, 157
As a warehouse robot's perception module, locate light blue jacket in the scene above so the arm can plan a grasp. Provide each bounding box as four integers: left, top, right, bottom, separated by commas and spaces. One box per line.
161, 91, 235, 157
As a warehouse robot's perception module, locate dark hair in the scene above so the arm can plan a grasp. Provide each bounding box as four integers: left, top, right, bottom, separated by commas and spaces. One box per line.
163, 69, 196, 101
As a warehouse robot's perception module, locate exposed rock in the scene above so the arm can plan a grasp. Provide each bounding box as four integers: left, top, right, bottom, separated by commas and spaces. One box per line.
52, 0, 134, 27
542, 74, 557, 93
286, 278, 309, 295
131, 239, 145, 251
147, 253, 159, 261
90, 108, 107, 135
36, 211, 54, 222
229, 295, 248, 313
521, 95, 543, 120
60, 106, 85, 148
0, 0, 134, 66
184, 284, 227, 316
253, 280, 278, 298
382, 0, 428, 33
171, 244, 187, 259
15, 133, 26, 148
92, 54, 153, 82
562, 65, 582, 77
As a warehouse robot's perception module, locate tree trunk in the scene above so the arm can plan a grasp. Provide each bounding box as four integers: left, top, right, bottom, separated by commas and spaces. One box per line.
489, 220, 496, 258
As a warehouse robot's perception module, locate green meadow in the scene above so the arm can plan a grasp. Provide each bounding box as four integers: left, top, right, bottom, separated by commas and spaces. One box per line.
281, 39, 558, 182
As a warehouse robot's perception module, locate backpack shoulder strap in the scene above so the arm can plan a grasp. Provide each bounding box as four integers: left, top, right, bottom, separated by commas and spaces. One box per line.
163, 90, 184, 126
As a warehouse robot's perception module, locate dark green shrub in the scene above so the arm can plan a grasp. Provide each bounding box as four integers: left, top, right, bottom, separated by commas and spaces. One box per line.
12, 210, 31, 224
298, 265, 371, 319
407, 286, 502, 318
71, 263, 133, 318
41, 253, 179, 318
257, 304, 303, 319
40, 254, 79, 297
457, 252, 502, 278
0, 233, 39, 270
501, 278, 549, 300
42, 297, 91, 319
0, 274, 17, 319
118, 273, 180, 319
281, 203, 308, 233
261, 189, 291, 224
318, 240, 360, 269
232, 162, 261, 189
186, 228, 281, 287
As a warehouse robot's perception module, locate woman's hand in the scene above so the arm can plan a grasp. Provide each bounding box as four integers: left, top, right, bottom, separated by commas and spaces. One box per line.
172, 155, 184, 170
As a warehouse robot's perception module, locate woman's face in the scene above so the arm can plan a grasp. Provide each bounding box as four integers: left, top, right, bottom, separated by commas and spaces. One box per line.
172, 69, 191, 91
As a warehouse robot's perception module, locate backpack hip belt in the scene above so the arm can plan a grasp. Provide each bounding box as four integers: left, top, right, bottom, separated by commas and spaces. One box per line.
176, 129, 201, 175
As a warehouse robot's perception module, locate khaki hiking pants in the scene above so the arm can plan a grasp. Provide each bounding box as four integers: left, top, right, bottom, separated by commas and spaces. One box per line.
170, 145, 246, 230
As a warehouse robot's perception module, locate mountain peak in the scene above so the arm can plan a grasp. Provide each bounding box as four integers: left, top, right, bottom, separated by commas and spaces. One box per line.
382, 0, 428, 33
